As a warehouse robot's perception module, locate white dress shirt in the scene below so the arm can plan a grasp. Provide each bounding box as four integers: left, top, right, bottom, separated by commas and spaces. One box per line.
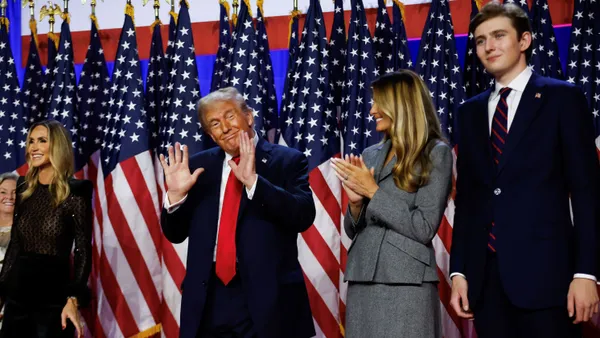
164, 132, 259, 261
451, 68, 597, 283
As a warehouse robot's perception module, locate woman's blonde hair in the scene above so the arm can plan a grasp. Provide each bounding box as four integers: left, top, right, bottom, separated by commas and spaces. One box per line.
371, 70, 445, 192
21, 120, 74, 206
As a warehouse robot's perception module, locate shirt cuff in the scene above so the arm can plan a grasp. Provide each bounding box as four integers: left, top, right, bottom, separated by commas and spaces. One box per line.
164, 192, 188, 213
450, 272, 466, 280
245, 175, 258, 200
573, 273, 597, 283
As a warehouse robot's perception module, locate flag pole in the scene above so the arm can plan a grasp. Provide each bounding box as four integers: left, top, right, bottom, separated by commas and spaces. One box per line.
154, 0, 160, 20
0, 0, 6, 18
293, 0, 298, 11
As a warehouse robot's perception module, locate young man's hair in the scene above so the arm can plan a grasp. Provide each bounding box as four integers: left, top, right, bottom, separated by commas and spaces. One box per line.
469, 1, 533, 62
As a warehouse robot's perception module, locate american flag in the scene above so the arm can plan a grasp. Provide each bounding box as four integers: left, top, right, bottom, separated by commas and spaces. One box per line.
392, 0, 413, 70
280, 1, 343, 337
566, 2, 600, 333
0, 15, 27, 173
41, 31, 59, 121
373, 0, 395, 75
415, 0, 473, 337
210, 0, 231, 92
463, 0, 492, 99
329, 0, 346, 108
145, 19, 167, 154
342, 0, 380, 156
529, 0, 563, 79
159, 2, 211, 335
94, 4, 163, 337
76, 16, 110, 166
256, 0, 278, 138
504, 0, 530, 14
226, 0, 268, 138
566, 0, 600, 144
165, 1, 178, 71
22, 22, 45, 125
45, 18, 85, 172
279, 7, 300, 132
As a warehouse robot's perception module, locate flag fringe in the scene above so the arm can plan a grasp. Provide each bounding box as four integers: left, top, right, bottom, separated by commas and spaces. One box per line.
127, 324, 162, 338
393, 0, 406, 22
90, 14, 99, 31
288, 9, 300, 42
169, 10, 178, 25
149, 18, 161, 32
243, 0, 253, 18
125, 3, 135, 25
29, 18, 38, 47
220, 0, 231, 22
48, 31, 59, 49
0, 17, 9, 32
61, 12, 70, 24
475, 0, 483, 10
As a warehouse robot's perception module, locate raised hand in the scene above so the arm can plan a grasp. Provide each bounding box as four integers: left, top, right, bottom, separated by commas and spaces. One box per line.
159, 143, 204, 203
229, 131, 257, 189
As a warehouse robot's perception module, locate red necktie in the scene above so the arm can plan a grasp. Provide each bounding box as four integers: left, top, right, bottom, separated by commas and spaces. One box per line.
215, 156, 242, 285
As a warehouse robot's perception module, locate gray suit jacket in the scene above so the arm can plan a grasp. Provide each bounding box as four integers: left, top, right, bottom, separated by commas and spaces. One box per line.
344, 139, 453, 284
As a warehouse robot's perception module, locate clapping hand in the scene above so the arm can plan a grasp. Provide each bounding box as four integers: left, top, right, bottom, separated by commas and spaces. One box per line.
159, 142, 205, 203
331, 154, 378, 200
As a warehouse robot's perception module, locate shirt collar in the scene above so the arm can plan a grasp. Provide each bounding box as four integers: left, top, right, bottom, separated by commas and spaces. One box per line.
224, 130, 259, 162
491, 67, 532, 100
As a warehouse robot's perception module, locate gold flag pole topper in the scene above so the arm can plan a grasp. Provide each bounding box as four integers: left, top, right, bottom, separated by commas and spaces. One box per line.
40, 1, 62, 48
232, 0, 238, 26
21, 0, 38, 45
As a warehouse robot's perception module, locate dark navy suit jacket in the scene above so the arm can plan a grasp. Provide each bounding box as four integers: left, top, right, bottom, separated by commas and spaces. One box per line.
450, 73, 600, 310
161, 139, 316, 338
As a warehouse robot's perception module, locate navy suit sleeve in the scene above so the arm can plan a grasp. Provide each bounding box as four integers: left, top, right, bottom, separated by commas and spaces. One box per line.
161, 196, 194, 244
559, 86, 599, 277
251, 151, 316, 233
450, 104, 469, 276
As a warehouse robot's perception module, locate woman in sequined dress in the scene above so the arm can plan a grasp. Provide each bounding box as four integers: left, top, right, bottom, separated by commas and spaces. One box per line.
0, 121, 92, 338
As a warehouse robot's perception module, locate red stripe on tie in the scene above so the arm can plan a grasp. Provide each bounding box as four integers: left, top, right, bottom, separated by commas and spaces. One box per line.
493, 118, 508, 133
489, 233, 496, 240
488, 243, 496, 252
496, 106, 508, 120
492, 129, 506, 144
501, 97, 508, 107
492, 142, 503, 154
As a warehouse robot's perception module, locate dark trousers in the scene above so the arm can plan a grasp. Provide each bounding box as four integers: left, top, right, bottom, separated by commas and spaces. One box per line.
197, 266, 258, 338
474, 253, 582, 338
0, 299, 75, 338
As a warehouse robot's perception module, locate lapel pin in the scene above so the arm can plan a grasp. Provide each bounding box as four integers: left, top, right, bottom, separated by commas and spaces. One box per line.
535, 93, 541, 99
262, 158, 267, 163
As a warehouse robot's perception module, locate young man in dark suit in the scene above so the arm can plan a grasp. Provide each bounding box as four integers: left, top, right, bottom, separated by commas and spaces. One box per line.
449, 2, 599, 337
159, 87, 316, 338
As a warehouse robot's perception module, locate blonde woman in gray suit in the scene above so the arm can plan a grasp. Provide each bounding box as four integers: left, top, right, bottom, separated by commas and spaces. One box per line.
331, 70, 453, 338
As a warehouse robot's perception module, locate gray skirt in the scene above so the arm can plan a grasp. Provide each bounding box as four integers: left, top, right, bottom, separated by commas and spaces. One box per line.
345, 281, 442, 338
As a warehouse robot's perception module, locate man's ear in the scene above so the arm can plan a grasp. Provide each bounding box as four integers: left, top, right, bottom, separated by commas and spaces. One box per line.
245, 109, 255, 128
519, 31, 532, 52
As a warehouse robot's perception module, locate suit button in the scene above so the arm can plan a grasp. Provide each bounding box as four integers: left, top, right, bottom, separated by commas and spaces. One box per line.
201, 281, 207, 287
494, 188, 501, 196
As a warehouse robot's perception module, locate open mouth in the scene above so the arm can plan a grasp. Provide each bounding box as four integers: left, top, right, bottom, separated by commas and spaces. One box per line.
31, 154, 44, 160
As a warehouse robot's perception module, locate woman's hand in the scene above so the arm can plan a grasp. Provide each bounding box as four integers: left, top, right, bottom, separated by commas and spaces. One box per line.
331, 154, 379, 199
61, 298, 82, 337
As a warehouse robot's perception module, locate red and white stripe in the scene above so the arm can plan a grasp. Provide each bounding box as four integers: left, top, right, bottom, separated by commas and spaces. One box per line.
86, 151, 169, 337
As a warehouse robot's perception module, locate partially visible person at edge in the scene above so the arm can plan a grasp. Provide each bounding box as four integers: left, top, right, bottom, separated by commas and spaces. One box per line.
0, 120, 93, 338
160, 87, 316, 338
0, 173, 17, 327
450, 2, 599, 337
331, 70, 453, 338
